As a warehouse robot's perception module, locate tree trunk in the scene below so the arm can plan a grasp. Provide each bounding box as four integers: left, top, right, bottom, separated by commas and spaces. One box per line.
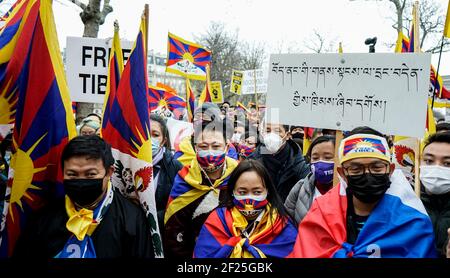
74, 0, 113, 119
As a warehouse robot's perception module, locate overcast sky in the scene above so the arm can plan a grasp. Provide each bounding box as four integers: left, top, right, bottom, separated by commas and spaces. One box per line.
2, 0, 450, 74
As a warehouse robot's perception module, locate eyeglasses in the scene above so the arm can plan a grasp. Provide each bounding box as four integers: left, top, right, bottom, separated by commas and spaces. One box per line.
343, 162, 389, 176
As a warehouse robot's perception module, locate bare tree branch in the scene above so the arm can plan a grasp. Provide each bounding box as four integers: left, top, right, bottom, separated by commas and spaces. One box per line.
68, 0, 86, 10
99, 0, 113, 25
303, 29, 337, 53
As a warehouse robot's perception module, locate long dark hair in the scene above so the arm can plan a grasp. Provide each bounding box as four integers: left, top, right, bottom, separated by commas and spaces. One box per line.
150, 114, 171, 149
221, 159, 291, 222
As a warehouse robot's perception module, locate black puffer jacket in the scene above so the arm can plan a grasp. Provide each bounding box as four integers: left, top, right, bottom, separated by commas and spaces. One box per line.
421, 192, 450, 257
249, 140, 310, 202
155, 149, 183, 233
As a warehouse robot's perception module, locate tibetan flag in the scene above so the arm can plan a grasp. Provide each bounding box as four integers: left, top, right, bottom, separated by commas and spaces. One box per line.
148, 85, 186, 117
302, 127, 315, 156
0, 0, 77, 257
198, 64, 212, 106
166, 32, 211, 80
164, 157, 238, 225
430, 65, 443, 98
392, 136, 418, 186
185, 78, 195, 122
236, 101, 250, 114
0, 0, 23, 26
71, 101, 77, 116
0, 0, 30, 125
194, 206, 297, 258
290, 170, 436, 258
156, 82, 176, 95
101, 21, 124, 136
408, 4, 419, 53
444, 0, 450, 38
395, 31, 410, 53
101, 16, 163, 257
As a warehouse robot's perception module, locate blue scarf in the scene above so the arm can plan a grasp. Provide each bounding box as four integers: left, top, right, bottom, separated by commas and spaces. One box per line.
56, 184, 114, 258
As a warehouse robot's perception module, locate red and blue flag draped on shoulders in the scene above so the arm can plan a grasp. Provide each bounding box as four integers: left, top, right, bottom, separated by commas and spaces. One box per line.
0, 0, 77, 257
0, 0, 29, 125
101, 16, 163, 257
194, 206, 297, 258
166, 32, 211, 80
164, 157, 238, 225
148, 85, 186, 118
290, 170, 436, 258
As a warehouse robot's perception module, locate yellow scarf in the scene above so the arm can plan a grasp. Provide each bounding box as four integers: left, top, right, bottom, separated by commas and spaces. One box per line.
65, 183, 112, 241
164, 157, 238, 224
229, 205, 278, 258
65, 197, 98, 241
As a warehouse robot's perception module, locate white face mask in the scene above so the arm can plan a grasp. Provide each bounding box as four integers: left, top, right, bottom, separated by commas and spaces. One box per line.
263, 133, 284, 154
419, 165, 450, 195
233, 192, 268, 202
4, 151, 11, 166
231, 133, 242, 143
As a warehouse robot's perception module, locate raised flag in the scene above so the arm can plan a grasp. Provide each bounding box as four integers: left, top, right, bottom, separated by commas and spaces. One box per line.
101, 16, 163, 257
395, 31, 410, 53
185, 78, 195, 122
0, 0, 77, 256
148, 85, 186, 118
236, 101, 250, 114
444, 0, 450, 38
166, 32, 211, 80
198, 64, 212, 106
0, 0, 29, 125
101, 20, 124, 137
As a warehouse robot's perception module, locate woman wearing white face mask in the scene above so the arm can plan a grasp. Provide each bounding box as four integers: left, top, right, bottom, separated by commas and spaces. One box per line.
248, 122, 310, 202
194, 159, 297, 258
420, 131, 450, 257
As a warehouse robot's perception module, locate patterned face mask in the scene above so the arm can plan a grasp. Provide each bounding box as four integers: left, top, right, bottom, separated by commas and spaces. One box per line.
233, 193, 268, 217
238, 144, 255, 158
196, 149, 226, 172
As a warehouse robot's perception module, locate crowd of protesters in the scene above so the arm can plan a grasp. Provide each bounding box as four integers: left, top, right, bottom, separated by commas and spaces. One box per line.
1, 100, 449, 258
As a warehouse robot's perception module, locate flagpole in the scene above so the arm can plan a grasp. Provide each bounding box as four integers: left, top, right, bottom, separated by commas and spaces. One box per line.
254, 69, 259, 111
413, 0, 421, 198
431, 35, 445, 109
144, 4, 149, 56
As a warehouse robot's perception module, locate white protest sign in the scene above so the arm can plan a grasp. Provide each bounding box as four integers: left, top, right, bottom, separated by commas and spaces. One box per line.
266, 53, 431, 138
242, 69, 268, 95
66, 36, 133, 104
166, 117, 193, 151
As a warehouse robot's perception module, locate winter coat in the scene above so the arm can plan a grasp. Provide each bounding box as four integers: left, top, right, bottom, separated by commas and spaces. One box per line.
284, 173, 316, 225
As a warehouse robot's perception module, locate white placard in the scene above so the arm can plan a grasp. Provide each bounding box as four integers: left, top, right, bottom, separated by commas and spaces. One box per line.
241, 69, 268, 95
266, 53, 431, 138
166, 117, 193, 151
66, 36, 133, 104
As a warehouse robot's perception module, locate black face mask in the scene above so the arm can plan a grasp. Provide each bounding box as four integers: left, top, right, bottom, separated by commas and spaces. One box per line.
346, 173, 391, 204
63, 178, 105, 207
291, 133, 304, 139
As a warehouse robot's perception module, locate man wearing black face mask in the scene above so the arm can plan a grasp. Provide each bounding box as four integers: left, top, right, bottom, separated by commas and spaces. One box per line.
291, 127, 436, 258
336, 128, 396, 244
14, 136, 154, 258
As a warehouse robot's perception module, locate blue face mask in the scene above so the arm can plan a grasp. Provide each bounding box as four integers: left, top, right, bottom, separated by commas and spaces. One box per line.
151, 138, 161, 154
311, 160, 334, 185
4, 151, 11, 166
